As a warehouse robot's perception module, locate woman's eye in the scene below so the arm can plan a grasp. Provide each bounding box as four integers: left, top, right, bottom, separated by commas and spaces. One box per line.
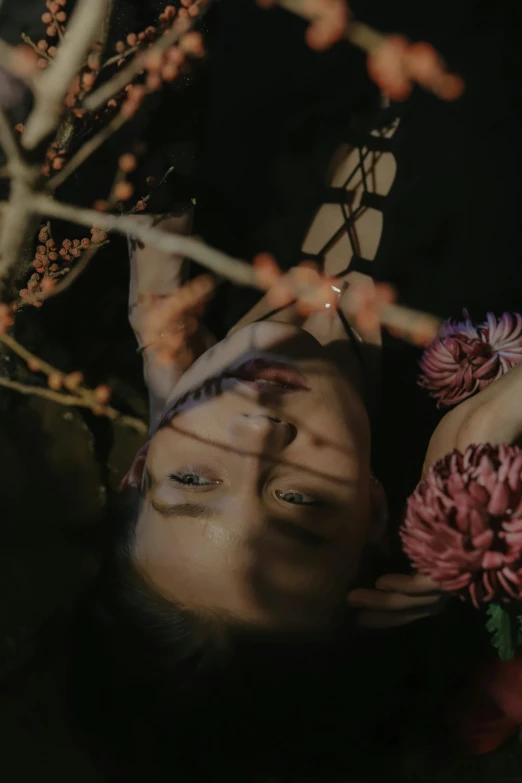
276, 490, 318, 506
169, 473, 216, 487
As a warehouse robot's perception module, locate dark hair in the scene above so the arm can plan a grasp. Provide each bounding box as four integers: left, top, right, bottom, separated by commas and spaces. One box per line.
67, 486, 417, 783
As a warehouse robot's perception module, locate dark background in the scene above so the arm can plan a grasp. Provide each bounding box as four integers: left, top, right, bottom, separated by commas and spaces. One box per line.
0, 0, 522, 780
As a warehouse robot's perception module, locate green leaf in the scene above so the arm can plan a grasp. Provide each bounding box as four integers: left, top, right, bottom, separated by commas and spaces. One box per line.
486, 604, 517, 661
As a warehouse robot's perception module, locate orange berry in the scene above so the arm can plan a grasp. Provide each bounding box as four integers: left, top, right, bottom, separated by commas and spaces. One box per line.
161, 63, 178, 81
180, 31, 204, 57
188, 4, 200, 17
27, 358, 42, 372
15, 123, 24, 133
94, 385, 111, 404
164, 4, 176, 18
118, 153, 137, 172
145, 49, 164, 72
167, 46, 184, 64
121, 99, 137, 118
37, 40, 48, 51
93, 200, 108, 212
114, 181, 134, 201
126, 33, 138, 46
136, 200, 147, 211
46, 25, 57, 37
115, 40, 125, 53
146, 72, 162, 90
48, 373, 64, 391
41, 277, 56, 292
253, 253, 281, 289
55, 10, 66, 22
82, 71, 95, 89
64, 371, 83, 391
37, 58, 48, 69
41, 11, 53, 23
48, 46, 57, 56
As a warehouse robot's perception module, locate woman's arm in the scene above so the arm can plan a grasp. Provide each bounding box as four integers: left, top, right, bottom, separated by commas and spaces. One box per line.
423, 359, 522, 471
128, 209, 216, 431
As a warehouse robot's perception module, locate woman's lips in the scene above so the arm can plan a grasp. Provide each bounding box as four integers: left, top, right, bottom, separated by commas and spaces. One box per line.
228, 359, 309, 393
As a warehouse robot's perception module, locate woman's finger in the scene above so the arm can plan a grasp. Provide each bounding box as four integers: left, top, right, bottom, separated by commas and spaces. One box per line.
375, 573, 443, 596
347, 587, 445, 612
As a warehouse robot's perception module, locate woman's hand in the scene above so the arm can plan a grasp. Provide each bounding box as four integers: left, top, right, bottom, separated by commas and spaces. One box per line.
347, 573, 446, 629
349, 361, 522, 629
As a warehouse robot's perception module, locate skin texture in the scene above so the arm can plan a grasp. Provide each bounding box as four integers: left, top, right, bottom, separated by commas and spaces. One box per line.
133, 317, 380, 630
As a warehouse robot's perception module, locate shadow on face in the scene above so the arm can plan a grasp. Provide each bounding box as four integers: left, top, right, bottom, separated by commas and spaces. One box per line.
131, 321, 384, 631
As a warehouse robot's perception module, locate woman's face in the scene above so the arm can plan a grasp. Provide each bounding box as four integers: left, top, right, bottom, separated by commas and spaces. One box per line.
134, 321, 376, 630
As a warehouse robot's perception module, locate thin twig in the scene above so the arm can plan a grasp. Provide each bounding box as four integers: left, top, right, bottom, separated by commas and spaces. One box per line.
30, 193, 257, 287
84, 0, 211, 112
101, 45, 139, 71
50, 12, 65, 43
127, 165, 176, 214
47, 111, 127, 190
22, 0, 109, 150
278, 0, 385, 52
0, 331, 62, 377
0, 376, 147, 433
20, 34, 52, 62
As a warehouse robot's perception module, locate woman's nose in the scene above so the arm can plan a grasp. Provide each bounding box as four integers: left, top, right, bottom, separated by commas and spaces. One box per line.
230, 414, 297, 452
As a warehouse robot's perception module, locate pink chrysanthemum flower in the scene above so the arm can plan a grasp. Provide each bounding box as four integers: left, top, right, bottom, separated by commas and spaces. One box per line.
418, 311, 522, 407
401, 444, 522, 608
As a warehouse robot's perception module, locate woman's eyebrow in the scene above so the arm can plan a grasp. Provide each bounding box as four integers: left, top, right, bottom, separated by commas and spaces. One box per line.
151, 500, 217, 520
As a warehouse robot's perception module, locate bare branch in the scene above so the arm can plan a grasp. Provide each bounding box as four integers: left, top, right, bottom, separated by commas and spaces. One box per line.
0, 331, 147, 433
0, 107, 23, 171
0, 331, 59, 377
0, 110, 39, 290
21, 33, 52, 62
278, 0, 385, 52
28, 193, 441, 346
48, 112, 127, 191
84, 1, 210, 112
22, 0, 109, 150
0, 375, 92, 406
30, 193, 257, 287
0, 178, 36, 289
0, 375, 147, 433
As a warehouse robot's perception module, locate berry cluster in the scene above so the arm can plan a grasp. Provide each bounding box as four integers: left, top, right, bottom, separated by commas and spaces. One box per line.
17, 224, 107, 307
